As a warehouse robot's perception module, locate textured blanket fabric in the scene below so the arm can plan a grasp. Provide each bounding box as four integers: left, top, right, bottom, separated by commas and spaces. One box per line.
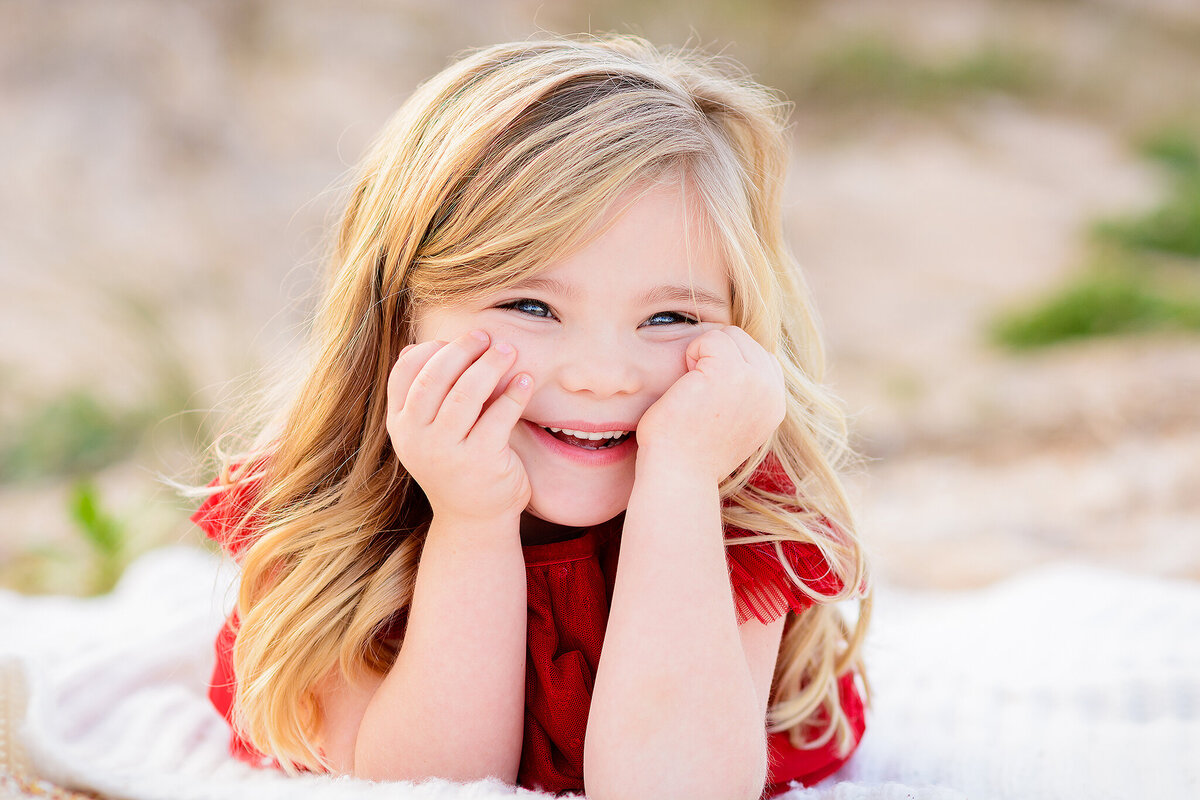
1, 547, 1197, 800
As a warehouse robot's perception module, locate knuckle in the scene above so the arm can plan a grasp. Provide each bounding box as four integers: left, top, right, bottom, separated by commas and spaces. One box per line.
412, 369, 439, 393
445, 386, 474, 407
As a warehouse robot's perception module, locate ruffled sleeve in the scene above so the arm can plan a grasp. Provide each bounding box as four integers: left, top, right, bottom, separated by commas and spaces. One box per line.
724, 459, 846, 626
190, 473, 264, 560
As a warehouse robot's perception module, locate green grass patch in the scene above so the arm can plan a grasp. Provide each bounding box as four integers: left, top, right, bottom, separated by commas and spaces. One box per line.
67, 479, 130, 594
1094, 127, 1200, 257
2, 479, 150, 595
992, 269, 1200, 349
1139, 126, 1200, 173
0, 288, 211, 485
798, 37, 1043, 106
994, 126, 1200, 350
0, 285, 216, 593
1094, 183, 1200, 257
0, 391, 154, 482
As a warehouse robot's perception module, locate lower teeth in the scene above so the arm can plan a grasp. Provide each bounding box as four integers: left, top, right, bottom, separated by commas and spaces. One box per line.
571, 436, 612, 449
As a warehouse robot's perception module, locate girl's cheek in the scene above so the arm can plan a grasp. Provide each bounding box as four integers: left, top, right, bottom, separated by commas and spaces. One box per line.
691, 320, 727, 338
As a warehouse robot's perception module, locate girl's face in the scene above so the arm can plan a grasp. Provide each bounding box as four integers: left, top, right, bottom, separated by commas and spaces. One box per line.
414, 181, 733, 527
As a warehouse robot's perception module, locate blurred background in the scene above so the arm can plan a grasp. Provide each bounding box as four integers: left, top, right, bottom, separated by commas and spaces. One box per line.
2, 0, 1198, 596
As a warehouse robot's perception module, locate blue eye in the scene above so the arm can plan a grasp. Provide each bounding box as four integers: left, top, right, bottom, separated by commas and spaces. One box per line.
643, 311, 699, 326
499, 298, 555, 319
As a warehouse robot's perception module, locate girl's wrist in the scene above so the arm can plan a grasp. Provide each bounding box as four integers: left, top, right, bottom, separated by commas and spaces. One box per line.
634, 444, 723, 490
427, 508, 523, 547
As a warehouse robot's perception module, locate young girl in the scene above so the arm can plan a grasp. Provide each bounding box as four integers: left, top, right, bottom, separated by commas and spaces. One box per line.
193, 36, 870, 800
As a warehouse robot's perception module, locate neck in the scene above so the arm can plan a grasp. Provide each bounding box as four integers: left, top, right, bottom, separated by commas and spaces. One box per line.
518, 511, 626, 547
519, 512, 588, 547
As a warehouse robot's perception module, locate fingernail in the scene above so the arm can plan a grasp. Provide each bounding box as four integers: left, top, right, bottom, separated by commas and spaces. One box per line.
469, 330, 489, 343
495, 341, 514, 355
516, 373, 532, 389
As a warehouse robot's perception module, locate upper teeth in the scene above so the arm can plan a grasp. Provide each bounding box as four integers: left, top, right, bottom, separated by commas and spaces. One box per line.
546, 427, 630, 440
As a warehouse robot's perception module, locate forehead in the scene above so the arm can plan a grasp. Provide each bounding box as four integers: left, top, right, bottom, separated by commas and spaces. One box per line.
518, 181, 730, 303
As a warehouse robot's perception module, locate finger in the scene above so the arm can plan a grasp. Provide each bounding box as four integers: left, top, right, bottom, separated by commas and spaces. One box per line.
432, 341, 519, 438
387, 340, 448, 416
720, 326, 761, 360
721, 326, 779, 373
722, 329, 786, 425
469, 372, 534, 448
685, 327, 741, 371
402, 330, 492, 424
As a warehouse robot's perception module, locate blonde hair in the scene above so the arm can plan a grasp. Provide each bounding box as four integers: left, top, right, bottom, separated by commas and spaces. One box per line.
214, 35, 870, 772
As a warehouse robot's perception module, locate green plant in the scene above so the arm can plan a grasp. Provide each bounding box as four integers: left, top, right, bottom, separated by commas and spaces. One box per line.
1094, 128, 1200, 257
67, 479, 129, 594
1139, 126, 1200, 174
0, 392, 151, 483
993, 127, 1200, 350
798, 37, 1042, 107
992, 269, 1200, 349
0, 285, 213, 486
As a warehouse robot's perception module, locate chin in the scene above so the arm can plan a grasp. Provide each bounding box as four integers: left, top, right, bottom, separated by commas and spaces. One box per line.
526, 486, 630, 528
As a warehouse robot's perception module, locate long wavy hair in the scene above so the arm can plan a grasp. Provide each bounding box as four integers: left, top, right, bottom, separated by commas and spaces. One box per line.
210, 35, 870, 773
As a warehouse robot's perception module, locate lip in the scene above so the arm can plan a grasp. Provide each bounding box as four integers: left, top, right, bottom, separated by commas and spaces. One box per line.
521, 419, 638, 466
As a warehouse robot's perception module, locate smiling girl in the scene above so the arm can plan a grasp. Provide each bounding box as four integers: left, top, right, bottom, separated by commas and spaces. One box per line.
193, 36, 870, 799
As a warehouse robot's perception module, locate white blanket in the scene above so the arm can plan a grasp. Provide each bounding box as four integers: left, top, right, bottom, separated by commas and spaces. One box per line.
2, 547, 1197, 800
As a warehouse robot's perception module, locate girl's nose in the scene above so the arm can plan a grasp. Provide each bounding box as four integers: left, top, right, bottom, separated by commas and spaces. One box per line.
556, 337, 642, 398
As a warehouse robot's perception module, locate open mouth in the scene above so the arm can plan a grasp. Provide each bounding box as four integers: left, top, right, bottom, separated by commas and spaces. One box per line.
541, 426, 633, 450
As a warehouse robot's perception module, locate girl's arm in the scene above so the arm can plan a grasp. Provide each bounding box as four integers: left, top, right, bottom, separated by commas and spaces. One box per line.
586, 457, 784, 800
585, 326, 787, 800
317, 332, 534, 783
320, 513, 528, 783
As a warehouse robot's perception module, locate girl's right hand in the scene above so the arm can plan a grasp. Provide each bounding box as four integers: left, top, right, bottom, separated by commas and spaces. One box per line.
387, 330, 534, 525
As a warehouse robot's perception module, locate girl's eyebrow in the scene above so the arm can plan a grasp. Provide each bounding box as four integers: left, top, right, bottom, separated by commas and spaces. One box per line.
510, 277, 729, 310
509, 277, 572, 296
641, 283, 730, 311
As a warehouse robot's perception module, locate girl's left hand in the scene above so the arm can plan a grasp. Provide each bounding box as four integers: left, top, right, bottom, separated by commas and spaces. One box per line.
635, 326, 785, 481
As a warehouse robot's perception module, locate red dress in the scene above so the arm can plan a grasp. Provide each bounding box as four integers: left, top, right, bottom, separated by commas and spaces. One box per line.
194, 472, 865, 797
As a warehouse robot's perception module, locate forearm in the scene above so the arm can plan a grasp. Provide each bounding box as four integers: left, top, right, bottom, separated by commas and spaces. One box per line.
354, 513, 527, 782
585, 456, 767, 800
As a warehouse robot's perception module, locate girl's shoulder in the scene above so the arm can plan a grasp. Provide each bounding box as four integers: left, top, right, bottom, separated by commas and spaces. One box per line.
191, 465, 267, 559
724, 457, 847, 625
